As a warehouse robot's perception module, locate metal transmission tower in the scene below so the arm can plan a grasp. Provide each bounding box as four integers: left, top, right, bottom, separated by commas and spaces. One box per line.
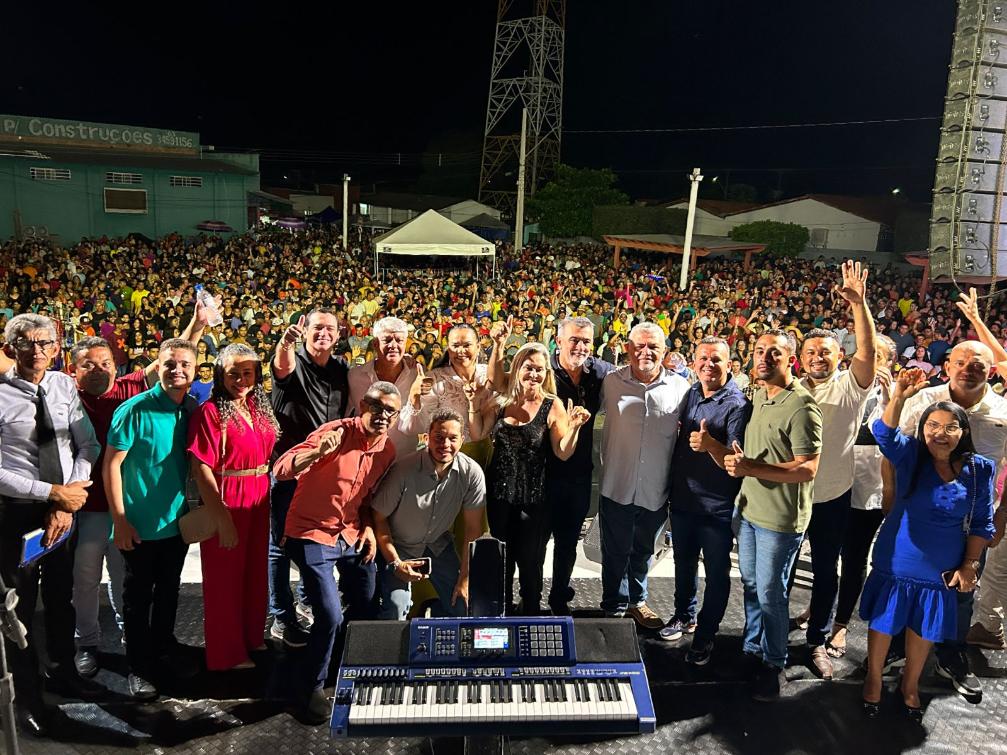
478, 0, 566, 216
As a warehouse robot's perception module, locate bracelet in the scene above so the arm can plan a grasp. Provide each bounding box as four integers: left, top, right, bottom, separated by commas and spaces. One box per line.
390, 559, 402, 571
963, 559, 981, 571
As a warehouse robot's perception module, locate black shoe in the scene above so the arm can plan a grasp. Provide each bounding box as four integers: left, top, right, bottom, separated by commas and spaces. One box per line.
127, 673, 159, 701
303, 687, 331, 726
862, 698, 881, 718
901, 698, 923, 723
15, 703, 49, 738
935, 653, 982, 697
271, 619, 309, 648
74, 646, 100, 679
549, 601, 572, 616
751, 663, 787, 701
686, 638, 714, 666
156, 646, 201, 679
44, 666, 106, 700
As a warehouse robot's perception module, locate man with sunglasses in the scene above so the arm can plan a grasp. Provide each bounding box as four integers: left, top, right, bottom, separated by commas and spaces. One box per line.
274, 381, 400, 724
0, 314, 101, 736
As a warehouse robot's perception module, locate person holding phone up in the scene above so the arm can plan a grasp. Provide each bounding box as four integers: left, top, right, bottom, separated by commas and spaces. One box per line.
371, 409, 487, 620
859, 368, 995, 721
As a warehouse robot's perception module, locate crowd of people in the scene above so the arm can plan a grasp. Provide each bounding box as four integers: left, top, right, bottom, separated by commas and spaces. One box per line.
1, 225, 1007, 737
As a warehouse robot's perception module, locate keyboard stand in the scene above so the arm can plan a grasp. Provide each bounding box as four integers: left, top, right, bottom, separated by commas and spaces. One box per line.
427, 734, 507, 755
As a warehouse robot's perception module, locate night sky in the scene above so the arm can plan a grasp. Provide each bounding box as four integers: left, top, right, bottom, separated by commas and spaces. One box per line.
5, 1, 957, 202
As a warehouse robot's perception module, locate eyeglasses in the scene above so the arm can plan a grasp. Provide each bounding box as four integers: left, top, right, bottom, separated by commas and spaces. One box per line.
924, 421, 963, 435
364, 398, 400, 419
13, 339, 56, 353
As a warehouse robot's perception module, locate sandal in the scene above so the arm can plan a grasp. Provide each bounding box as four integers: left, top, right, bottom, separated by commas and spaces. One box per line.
826, 625, 847, 658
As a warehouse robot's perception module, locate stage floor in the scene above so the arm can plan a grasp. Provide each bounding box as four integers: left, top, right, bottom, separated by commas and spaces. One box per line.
15, 577, 1007, 755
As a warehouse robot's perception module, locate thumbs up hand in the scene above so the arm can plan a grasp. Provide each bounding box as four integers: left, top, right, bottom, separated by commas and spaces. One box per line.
689, 418, 710, 453
724, 440, 749, 478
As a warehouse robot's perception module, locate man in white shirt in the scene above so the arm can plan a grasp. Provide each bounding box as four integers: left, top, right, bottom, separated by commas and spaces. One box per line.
347, 316, 418, 455
599, 323, 690, 628
793, 260, 877, 680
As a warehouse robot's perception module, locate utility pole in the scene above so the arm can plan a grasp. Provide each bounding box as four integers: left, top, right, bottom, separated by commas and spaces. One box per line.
680, 168, 703, 291
342, 173, 350, 252
514, 108, 528, 255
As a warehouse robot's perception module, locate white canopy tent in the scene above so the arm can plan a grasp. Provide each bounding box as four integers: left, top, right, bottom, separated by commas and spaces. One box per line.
372, 209, 497, 278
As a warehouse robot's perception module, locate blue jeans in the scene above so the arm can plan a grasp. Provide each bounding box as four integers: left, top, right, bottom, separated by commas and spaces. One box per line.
547, 473, 593, 608
670, 510, 734, 643
737, 517, 804, 669
268, 477, 301, 626
599, 497, 668, 615
379, 546, 465, 620
285, 537, 376, 698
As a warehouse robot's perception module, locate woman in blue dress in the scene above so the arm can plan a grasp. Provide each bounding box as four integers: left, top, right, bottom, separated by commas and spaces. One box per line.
860, 367, 994, 719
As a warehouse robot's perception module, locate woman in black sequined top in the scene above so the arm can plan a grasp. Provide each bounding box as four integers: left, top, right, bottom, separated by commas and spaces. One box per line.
469, 342, 591, 614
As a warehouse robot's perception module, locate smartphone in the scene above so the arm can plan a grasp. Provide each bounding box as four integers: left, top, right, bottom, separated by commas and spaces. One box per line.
413, 557, 432, 576
942, 570, 956, 589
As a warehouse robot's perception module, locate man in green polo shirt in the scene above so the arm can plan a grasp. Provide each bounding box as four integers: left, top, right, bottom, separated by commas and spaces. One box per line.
724, 329, 822, 701
103, 338, 198, 701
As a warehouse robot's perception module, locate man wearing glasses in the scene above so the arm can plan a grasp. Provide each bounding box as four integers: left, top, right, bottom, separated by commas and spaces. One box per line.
0, 314, 101, 736
273, 381, 401, 724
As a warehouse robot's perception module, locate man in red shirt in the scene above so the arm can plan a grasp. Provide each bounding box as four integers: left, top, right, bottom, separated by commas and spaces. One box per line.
274, 381, 400, 724
68, 304, 207, 679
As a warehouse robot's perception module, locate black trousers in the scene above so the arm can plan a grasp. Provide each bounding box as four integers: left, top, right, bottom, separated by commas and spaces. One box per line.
488, 500, 551, 612
0, 498, 77, 709
120, 535, 189, 676
835, 508, 884, 626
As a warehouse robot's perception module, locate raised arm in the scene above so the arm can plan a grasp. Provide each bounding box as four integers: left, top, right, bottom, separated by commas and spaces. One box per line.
956, 287, 1007, 375
272, 315, 306, 381
836, 260, 877, 389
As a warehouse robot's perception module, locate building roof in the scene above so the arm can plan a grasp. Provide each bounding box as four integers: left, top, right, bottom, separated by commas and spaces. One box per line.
726, 193, 903, 225
248, 190, 293, 207
603, 233, 766, 254
15, 146, 257, 175
665, 198, 762, 216
362, 192, 466, 212
460, 212, 509, 230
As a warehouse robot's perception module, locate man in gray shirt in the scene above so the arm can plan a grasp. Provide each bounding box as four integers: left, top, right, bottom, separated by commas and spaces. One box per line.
0, 313, 102, 736
599, 322, 690, 628
372, 409, 487, 619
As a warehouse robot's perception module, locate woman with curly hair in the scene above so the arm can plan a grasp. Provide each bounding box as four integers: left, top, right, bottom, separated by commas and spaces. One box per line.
188, 343, 279, 670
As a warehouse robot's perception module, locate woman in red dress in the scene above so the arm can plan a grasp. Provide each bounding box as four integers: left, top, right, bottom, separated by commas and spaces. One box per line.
188, 343, 279, 670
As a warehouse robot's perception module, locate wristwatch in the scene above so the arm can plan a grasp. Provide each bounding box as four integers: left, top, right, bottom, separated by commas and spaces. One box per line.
389, 559, 402, 572
963, 559, 981, 571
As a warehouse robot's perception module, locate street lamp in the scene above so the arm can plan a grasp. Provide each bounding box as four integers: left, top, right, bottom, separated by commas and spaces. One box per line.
342, 174, 351, 251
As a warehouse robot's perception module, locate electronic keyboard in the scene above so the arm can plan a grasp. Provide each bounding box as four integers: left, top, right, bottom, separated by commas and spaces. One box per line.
331, 616, 656, 738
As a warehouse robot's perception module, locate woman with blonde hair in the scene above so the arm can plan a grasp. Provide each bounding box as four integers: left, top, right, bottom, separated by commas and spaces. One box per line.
470, 341, 591, 614
188, 343, 279, 670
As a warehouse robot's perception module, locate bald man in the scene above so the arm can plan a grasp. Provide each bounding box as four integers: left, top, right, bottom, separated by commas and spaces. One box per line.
887, 340, 1007, 699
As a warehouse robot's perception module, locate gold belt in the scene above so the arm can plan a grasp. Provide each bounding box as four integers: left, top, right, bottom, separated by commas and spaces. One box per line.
219, 465, 270, 478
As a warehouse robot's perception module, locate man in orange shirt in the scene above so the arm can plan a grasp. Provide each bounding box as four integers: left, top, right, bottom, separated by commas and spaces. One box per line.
274, 381, 401, 724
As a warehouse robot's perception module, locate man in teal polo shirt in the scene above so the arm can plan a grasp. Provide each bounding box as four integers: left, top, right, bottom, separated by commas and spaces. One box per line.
103, 338, 198, 701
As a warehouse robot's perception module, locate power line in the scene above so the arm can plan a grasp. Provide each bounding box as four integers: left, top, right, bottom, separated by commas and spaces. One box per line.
564, 116, 941, 135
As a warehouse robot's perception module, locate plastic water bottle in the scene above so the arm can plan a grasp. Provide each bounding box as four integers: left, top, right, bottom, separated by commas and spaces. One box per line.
194, 284, 223, 327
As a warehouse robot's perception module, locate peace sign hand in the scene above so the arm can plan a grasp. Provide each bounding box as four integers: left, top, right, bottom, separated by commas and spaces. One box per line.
490, 316, 513, 347
955, 287, 981, 324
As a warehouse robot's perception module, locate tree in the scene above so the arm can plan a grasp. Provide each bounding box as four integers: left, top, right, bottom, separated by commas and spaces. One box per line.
729, 220, 809, 258
526, 165, 629, 237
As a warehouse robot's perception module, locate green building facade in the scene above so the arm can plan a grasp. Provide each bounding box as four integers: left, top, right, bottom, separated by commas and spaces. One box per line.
0, 114, 259, 242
